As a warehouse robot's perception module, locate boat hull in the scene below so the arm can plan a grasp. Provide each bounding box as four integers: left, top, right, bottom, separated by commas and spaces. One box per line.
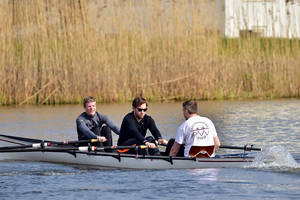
0, 134, 255, 169
0, 151, 254, 169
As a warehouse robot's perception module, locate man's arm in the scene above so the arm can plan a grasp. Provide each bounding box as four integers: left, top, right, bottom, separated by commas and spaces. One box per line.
214, 136, 221, 151
169, 141, 181, 157
147, 116, 163, 140
76, 118, 98, 139
99, 113, 120, 135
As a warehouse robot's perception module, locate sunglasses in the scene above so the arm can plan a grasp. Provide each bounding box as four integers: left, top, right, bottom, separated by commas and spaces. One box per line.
137, 108, 148, 112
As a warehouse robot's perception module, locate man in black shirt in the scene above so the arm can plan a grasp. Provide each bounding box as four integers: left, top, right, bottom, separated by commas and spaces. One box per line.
117, 97, 168, 154
76, 96, 120, 147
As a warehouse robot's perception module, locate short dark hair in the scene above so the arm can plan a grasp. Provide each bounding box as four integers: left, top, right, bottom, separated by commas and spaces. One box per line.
132, 96, 148, 108
183, 100, 197, 114
83, 96, 96, 107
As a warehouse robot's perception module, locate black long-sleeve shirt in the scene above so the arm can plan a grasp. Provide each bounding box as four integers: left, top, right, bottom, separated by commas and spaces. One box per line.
117, 112, 162, 145
76, 112, 120, 140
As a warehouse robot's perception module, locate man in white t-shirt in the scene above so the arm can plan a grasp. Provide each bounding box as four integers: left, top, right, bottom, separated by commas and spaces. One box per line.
168, 100, 221, 157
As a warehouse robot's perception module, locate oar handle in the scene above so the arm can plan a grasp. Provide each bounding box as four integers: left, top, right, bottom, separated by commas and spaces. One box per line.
57, 139, 99, 145
220, 145, 261, 151
106, 145, 148, 150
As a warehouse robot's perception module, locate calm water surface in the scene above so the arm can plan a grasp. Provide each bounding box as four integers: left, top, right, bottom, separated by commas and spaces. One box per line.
0, 100, 300, 200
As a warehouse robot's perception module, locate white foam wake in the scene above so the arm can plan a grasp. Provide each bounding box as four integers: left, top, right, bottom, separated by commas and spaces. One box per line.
248, 145, 300, 171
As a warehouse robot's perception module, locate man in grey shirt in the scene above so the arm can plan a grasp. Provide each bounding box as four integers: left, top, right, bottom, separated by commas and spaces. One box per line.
76, 96, 120, 147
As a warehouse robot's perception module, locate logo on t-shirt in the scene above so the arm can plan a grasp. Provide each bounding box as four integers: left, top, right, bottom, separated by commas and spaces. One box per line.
191, 122, 209, 140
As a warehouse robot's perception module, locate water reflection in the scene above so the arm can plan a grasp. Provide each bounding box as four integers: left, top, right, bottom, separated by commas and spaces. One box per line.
186, 168, 220, 181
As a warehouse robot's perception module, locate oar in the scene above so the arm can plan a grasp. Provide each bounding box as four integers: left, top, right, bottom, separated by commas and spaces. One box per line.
0, 134, 91, 146
0, 134, 45, 143
220, 145, 261, 151
0, 145, 148, 153
157, 140, 261, 152
0, 142, 52, 150
0, 138, 100, 150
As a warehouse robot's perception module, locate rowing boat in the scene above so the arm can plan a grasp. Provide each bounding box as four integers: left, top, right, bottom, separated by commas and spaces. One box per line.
0, 134, 258, 169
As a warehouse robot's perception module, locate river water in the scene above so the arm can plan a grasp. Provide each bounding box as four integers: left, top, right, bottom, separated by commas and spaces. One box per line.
0, 99, 300, 200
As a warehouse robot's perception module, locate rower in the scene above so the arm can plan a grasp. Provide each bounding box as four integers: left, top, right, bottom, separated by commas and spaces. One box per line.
164, 100, 221, 157
76, 96, 120, 149
117, 96, 168, 155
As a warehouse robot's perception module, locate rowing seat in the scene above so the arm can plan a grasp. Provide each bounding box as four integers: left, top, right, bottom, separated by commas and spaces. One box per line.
189, 146, 215, 158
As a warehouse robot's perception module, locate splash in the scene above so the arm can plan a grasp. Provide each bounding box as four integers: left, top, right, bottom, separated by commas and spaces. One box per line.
248, 145, 300, 171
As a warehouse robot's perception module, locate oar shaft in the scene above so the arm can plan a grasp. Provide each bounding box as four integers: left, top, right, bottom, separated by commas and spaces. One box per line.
0, 134, 148, 151
0, 142, 51, 150
0, 145, 148, 153
0, 139, 99, 150
220, 145, 261, 151
52, 139, 99, 146
159, 143, 261, 151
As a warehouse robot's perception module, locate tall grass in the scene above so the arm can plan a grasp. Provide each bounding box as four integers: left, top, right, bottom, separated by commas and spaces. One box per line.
0, 0, 299, 105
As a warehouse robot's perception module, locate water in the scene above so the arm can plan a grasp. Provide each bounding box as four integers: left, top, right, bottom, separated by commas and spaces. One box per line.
0, 99, 300, 200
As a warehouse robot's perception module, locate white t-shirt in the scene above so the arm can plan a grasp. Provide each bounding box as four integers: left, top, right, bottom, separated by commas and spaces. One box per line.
175, 115, 217, 157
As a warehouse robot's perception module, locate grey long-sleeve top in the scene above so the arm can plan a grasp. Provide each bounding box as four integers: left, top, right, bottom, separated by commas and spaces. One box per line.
76, 112, 120, 140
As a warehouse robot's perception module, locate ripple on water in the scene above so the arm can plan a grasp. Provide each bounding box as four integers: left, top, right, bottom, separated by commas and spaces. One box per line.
0, 161, 81, 176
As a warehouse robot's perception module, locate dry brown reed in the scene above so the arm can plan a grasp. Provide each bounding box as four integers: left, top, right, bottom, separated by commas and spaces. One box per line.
0, 0, 299, 105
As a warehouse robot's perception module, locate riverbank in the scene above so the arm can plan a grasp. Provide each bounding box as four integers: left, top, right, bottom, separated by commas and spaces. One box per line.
1, 0, 300, 105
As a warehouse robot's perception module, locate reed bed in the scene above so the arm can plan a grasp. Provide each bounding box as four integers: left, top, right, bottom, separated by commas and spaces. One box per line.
0, 0, 299, 105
